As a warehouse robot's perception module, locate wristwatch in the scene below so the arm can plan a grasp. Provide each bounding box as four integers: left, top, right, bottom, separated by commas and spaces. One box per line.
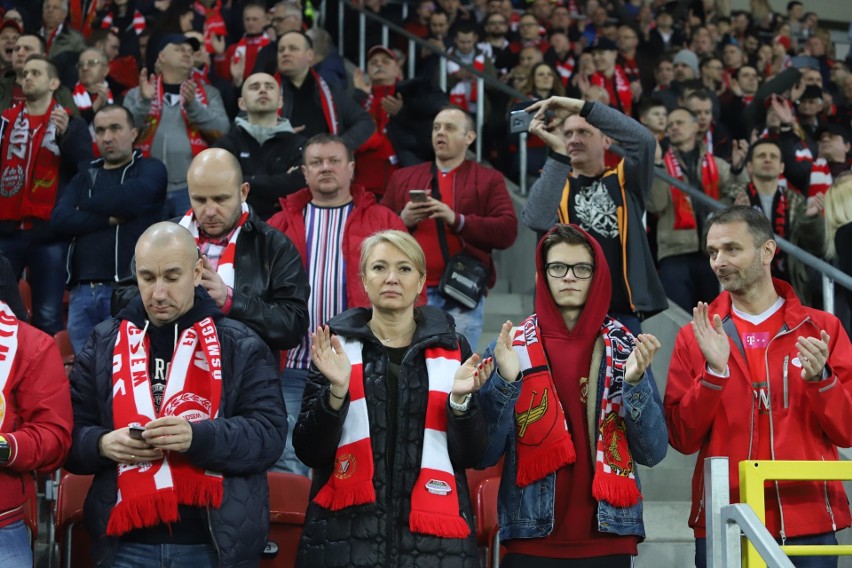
449, 394, 472, 413
0, 435, 10, 464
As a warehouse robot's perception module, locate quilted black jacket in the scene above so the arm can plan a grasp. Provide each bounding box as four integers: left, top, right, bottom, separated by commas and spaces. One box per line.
65, 288, 287, 567
293, 306, 484, 568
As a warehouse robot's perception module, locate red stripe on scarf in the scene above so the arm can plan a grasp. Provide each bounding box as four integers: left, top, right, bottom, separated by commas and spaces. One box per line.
591, 65, 632, 116
136, 76, 209, 158
663, 147, 719, 230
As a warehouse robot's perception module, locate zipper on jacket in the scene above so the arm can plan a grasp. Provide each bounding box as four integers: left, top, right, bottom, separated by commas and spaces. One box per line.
693, 474, 705, 525
822, 455, 838, 531
205, 506, 222, 567
782, 355, 789, 409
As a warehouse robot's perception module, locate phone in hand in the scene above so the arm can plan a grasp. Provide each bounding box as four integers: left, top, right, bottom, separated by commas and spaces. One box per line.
509, 109, 535, 133
128, 425, 145, 441
409, 189, 430, 203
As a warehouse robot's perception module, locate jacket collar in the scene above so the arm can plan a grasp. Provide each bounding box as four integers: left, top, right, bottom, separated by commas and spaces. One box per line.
709, 277, 809, 329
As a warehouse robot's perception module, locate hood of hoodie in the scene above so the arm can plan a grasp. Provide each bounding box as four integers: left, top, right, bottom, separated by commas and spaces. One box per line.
534, 224, 612, 342
236, 116, 296, 146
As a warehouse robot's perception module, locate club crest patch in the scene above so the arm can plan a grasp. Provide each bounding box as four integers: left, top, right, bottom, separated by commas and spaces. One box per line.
334, 453, 356, 479
425, 479, 452, 495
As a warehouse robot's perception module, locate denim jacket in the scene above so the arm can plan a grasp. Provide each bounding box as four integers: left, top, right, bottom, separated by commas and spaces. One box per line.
477, 340, 669, 541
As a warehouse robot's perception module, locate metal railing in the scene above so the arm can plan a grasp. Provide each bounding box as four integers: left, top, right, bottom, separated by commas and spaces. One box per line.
706, 457, 852, 567
326, 1, 852, 311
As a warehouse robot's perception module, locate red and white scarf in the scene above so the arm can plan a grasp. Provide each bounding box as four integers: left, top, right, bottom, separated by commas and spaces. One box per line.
0, 101, 64, 221
231, 34, 270, 80
314, 337, 471, 538
0, 302, 19, 432
70, 0, 99, 37
591, 65, 632, 116
72, 82, 114, 111
808, 158, 832, 197
663, 146, 720, 230
194, 0, 228, 54
178, 202, 249, 288
100, 9, 146, 35
107, 317, 224, 536
447, 53, 486, 111
703, 128, 713, 155
136, 76, 210, 159
554, 55, 575, 87
274, 70, 339, 133
511, 315, 640, 507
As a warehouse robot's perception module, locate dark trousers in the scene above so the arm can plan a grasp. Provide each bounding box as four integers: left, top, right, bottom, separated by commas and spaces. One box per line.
502, 553, 633, 567
659, 252, 719, 313
696, 532, 839, 568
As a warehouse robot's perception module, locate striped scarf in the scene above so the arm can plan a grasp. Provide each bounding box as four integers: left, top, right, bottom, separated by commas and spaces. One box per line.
314, 337, 471, 538
591, 65, 632, 116
808, 158, 832, 197
72, 82, 113, 111
136, 76, 210, 159
100, 9, 146, 35
663, 147, 719, 230
178, 202, 249, 288
0, 302, 19, 431
511, 314, 640, 507
447, 52, 486, 111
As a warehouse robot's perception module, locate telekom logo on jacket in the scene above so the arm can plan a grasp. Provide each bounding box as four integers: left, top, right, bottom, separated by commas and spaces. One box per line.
742, 332, 770, 349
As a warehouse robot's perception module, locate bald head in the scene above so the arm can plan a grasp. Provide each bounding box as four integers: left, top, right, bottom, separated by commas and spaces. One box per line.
187, 148, 249, 239
135, 223, 203, 326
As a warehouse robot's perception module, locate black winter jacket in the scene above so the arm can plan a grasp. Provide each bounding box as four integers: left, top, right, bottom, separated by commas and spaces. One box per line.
65, 288, 287, 567
293, 306, 483, 568
213, 122, 307, 220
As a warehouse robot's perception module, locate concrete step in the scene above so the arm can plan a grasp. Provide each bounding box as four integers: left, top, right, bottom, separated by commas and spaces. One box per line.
636, 541, 695, 567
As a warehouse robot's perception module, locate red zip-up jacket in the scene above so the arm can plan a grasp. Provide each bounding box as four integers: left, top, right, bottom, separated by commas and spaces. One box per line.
665, 279, 852, 540
0, 319, 72, 528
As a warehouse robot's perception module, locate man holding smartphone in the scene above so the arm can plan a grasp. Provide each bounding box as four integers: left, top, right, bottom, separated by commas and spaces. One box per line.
383, 106, 518, 350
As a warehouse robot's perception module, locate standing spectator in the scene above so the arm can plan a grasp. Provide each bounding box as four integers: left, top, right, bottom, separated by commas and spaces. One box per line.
124, 34, 229, 217
215, 2, 269, 87
0, 297, 72, 568
252, 1, 303, 76
92, 0, 144, 61
214, 72, 307, 220
0, 20, 21, 76
0, 34, 78, 112
0, 55, 92, 335
383, 107, 517, 349
719, 65, 760, 141
522, 96, 668, 331
73, 48, 115, 128
665, 205, 852, 568
478, 224, 667, 567
589, 37, 637, 118
649, 107, 746, 312
651, 55, 679, 111
267, 134, 411, 474
686, 90, 733, 162
294, 230, 487, 567
478, 12, 515, 77
40, 0, 86, 60
445, 23, 496, 116
731, 139, 825, 305
65, 222, 287, 567
275, 31, 374, 152
307, 28, 348, 92
51, 104, 167, 353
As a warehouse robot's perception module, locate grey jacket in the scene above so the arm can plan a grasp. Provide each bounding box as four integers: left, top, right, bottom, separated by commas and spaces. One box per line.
123, 82, 230, 192
522, 102, 668, 317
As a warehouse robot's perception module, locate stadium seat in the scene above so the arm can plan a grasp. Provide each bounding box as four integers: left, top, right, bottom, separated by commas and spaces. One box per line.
53, 330, 75, 375
475, 476, 502, 568
263, 471, 311, 568
55, 472, 94, 568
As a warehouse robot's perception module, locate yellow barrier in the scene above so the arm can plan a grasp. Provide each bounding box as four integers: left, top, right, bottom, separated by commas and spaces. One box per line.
738, 460, 852, 567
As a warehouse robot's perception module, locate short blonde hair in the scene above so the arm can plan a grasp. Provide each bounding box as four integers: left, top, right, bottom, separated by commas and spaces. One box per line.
360, 230, 426, 276
825, 176, 852, 259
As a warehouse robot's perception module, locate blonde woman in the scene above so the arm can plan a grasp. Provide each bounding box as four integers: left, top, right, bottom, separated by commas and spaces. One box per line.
293, 230, 489, 567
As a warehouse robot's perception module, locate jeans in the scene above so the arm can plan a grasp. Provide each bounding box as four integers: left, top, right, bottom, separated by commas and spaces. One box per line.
165, 189, 191, 219
110, 542, 218, 568
271, 366, 310, 476
659, 252, 720, 313
0, 520, 32, 568
0, 232, 67, 334
696, 532, 838, 568
68, 282, 114, 353
426, 287, 486, 351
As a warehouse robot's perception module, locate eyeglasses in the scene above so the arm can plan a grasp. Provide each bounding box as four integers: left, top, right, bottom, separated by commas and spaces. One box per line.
77, 59, 103, 69
545, 262, 594, 279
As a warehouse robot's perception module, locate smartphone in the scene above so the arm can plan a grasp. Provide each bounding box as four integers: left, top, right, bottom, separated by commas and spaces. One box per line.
128, 425, 145, 441
409, 189, 430, 203
509, 109, 534, 134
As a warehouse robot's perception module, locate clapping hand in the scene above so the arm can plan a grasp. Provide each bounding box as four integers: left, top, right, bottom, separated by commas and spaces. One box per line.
692, 302, 729, 375
451, 353, 492, 405
797, 331, 831, 381
625, 334, 662, 383
493, 320, 520, 383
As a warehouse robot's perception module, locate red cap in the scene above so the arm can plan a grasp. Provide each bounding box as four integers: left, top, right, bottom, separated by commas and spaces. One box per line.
0, 19, 23, 35
367, 45, 397, 62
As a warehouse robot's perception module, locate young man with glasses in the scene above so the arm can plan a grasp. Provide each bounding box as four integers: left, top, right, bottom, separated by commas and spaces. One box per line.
477, 223, 667, 567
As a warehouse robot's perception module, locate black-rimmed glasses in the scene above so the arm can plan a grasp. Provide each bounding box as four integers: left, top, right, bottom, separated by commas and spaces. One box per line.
545, 262, 594, 279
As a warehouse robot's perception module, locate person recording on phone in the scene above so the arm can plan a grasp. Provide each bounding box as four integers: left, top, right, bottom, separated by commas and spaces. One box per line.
267, 133, 410, 475
521, 96, 667, 334
383, 106, 518, 350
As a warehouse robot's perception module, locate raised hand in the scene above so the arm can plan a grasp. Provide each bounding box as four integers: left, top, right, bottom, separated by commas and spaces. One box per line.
525, 95, 584, 126
797, 330, 830, 381
625, 333, 662, 383
691, 302, 730, 375
451, 353, 492, 402
310, 325, 351, 394
353, 68, 371, 93
731, 139, 749, 170
529, 112, 568, 156
50, 106, 69, 136
493, 320, 520, 383
139, 67, 156, 100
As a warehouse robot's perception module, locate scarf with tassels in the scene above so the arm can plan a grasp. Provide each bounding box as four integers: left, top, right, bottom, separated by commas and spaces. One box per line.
0, 301, 19, 431
314, 337, 471, 539
107, 317, 224, 536
663, 146, 719, 230
511, 314, 641, 508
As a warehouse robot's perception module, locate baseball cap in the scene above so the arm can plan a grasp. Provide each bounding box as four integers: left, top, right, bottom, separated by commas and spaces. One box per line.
367, 45, 397, 62
589, 37, 618, 52
158, 33, 201, 54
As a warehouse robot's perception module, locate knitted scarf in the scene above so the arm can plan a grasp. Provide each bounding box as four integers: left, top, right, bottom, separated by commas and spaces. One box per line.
136, 76, 209, 159
108, 317, 224, 536
0, 302, 19, 431
358, 84, 397, 161
703, 128, 713, 155
554, 55, 575, 87
178, 202, 249, 288
231, 34, 270, 81
274, 70, 339, 133
808, 158, 832, 197
591, 65, 632, 116
100, 9, 146, 35
72, 82, 114, 111
194, 0, 227, 54
512, 314, 641, 508
70, 0, 99, 37
744, 182, 789, 275
447, 53, 486, 111
314, 337, 471, 539
0, 101, 64, 221
663, 146, 719, 230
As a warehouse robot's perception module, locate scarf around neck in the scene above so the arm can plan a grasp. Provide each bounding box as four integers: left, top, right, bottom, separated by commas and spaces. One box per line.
663, 146, 719, 230
179, 202, 249, 288
136, 76, 210, 159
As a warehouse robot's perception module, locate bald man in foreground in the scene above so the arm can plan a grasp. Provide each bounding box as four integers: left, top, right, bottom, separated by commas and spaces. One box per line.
66, 222, 287, 567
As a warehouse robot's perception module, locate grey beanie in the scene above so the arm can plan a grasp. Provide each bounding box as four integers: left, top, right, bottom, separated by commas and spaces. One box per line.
673, 49, 700, 76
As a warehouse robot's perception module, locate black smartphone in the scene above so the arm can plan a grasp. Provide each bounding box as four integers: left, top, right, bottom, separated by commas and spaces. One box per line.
128, 425, 145, 441
509, 109, 534, 133
409, 189, 430, 203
